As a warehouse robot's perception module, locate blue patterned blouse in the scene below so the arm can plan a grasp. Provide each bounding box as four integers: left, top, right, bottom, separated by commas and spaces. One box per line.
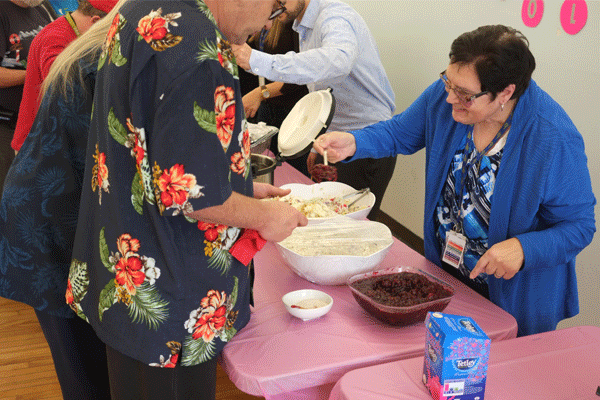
0, 59, 97, 317
435, 132, 504, 286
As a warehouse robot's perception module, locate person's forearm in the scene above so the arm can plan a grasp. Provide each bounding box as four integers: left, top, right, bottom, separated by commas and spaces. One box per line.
252, 47, 354, 85
264, 81, 284, 98
0, 67, 26, 88
253, 81, 284, 100
185, 192, 269, 231
186, 190, 307, 243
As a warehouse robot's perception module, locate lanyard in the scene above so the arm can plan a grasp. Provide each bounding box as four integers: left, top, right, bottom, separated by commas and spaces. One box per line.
257, 28, 268, 87
65, 12, 81, 37
453, 113, 513, 234
258, 28, 268, 52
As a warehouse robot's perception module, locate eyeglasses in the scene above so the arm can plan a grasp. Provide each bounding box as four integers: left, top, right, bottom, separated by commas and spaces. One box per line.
269, 0, 286, 20
439, 70, 489, 108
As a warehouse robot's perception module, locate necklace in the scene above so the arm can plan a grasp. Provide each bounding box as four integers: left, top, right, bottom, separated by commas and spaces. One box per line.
65, 12, 81, 37
452, 112, 513, 234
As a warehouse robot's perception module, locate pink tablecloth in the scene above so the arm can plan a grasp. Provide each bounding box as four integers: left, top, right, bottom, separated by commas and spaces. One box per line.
329, 325, 600, 400
220, 163, 518, 399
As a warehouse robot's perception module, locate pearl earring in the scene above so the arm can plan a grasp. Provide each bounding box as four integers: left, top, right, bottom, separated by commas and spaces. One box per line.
501, 103, 505, 111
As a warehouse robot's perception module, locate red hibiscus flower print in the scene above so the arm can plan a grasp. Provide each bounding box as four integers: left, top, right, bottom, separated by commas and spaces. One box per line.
126, 119, 146, 167
197, 221, 227, 242
133, 139, 144, 165
65, 280, 74, 305
216, 36, 235, 74
106, 14, 121, 46
201, 290, 226, 310
114, 234, 145, 294
184, 290, 229, 342
97, 153, 107, 186
137, 14, 168, 43
149, 341, 181, 368
117, 233, 141, 256
165, 353, 178, 368
135, 8, 182, 51
158, 164, 197, 208
192, 305, 227, 342
193, 291, 227, 339
215, 85, 235, 150
115, 253, 146, 295
230, 152, 245, 175
241, 128, 251, 158
99, 13, 126, 67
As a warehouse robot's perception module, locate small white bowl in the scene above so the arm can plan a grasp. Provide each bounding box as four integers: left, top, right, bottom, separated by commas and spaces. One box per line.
282, 289, 333, 321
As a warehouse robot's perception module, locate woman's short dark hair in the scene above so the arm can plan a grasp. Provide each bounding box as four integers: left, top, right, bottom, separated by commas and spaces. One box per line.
449, 25, 535, 100
78, 0, 108, 17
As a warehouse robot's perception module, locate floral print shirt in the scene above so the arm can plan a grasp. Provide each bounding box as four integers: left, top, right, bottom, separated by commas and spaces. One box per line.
68, 0, 253, 367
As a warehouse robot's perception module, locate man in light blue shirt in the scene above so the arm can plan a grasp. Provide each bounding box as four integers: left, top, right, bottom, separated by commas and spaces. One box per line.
232, 0, 397, 219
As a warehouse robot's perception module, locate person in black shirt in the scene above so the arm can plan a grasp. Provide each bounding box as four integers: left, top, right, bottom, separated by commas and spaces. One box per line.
0, 0, 56, 196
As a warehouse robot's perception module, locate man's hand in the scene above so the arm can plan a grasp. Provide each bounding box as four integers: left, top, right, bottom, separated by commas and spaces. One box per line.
253, 182, 291, 199
231, 43, 252, 71
242, 88, 263, 118
186, 191, 306, 243
258, 200, 308, 242
469, 238, 524, 280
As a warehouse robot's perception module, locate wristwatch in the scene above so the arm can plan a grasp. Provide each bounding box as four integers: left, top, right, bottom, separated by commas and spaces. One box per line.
260, 85, 271, 99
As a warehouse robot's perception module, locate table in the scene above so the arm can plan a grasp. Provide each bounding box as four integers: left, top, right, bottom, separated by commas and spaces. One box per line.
220, 162, 518, 400
329, 325, 600, 400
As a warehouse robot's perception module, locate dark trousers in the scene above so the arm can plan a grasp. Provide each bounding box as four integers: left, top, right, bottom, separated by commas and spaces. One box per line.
34, 310, 111, 400
106, 345, 218, 400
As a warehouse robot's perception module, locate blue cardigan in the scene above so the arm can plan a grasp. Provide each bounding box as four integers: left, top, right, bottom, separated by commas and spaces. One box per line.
351, 80, 596, 336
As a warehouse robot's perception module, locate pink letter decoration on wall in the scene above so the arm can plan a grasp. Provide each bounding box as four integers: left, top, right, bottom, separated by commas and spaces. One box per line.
522, 0, 544, 28
560, 0, 588, 35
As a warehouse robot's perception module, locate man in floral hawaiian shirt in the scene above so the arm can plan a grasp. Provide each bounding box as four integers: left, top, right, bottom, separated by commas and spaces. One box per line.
66, 0, 307, 398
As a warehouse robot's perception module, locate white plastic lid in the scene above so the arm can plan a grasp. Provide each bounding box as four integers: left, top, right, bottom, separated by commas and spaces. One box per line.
278, 89, 335, 158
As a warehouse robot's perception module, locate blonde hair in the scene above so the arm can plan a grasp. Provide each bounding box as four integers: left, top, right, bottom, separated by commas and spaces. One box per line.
248, 18, 285, 52
40, 0, 128, 99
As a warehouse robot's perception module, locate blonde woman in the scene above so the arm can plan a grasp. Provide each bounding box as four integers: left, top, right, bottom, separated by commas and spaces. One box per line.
0, 1, 126, 398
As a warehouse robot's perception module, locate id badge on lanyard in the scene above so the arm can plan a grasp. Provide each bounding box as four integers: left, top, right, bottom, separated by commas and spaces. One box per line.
441, 113, 512, 270
442, 230, 467, 269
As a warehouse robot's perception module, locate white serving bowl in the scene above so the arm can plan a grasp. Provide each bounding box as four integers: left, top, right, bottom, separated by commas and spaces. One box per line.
282, 289, 333, 321
279, 182, 375, 224
275, 218, 393, 285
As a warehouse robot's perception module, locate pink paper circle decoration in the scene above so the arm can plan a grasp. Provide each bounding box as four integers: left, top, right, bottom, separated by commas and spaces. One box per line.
560, 0, 588, 35
522, 0, 544, 28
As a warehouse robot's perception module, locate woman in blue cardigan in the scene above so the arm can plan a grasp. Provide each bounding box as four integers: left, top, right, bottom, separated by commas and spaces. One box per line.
314, 25, 596, 336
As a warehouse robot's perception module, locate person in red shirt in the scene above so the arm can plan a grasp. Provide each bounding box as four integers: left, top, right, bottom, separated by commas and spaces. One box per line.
12, 0, 117, 152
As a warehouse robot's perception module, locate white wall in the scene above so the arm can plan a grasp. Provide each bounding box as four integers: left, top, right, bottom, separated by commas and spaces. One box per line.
346, 0, 600, 329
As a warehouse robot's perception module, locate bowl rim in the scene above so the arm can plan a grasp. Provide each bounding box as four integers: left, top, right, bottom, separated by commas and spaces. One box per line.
275, 235, 393, 259
281, 289, 334, 309
278, 182, 375, 221
346, 266, 455, 312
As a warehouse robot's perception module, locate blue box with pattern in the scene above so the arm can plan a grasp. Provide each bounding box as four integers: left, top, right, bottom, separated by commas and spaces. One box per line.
423, 312, 490, 400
